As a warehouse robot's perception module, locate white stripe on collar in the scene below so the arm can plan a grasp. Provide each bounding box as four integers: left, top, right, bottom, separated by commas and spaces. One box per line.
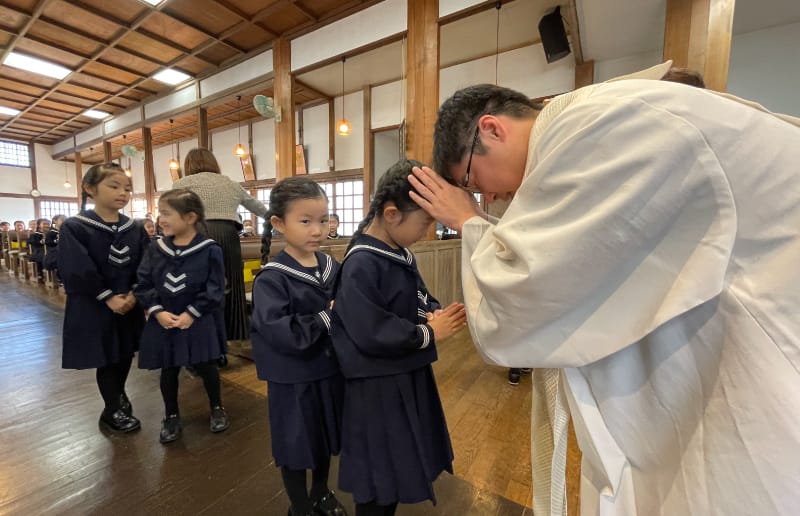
74, 214, 135, 234
321, 253, 333, 282
345, 244, 413, 265
156, 237, 215, 257
263, 262, 321, 284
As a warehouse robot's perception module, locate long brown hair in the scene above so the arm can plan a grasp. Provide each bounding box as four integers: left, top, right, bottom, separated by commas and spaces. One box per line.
183, 148, 221, 176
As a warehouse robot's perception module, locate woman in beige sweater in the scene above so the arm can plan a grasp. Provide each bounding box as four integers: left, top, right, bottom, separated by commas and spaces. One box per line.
173, 148, 267, 343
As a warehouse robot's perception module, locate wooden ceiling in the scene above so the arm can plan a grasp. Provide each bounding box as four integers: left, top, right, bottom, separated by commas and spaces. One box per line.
0, 0, 378, 145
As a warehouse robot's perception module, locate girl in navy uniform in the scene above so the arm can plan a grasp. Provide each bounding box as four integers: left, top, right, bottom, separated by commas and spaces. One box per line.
331, 160, 467, 516
59, 163, 148, 433
43, 214, 65, 277
28, 217, 50, 280
251, 177, 347, 516
134, 188, 229, 443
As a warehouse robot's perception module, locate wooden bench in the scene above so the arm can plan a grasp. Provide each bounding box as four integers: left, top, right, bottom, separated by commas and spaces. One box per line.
5, 231, 30, 280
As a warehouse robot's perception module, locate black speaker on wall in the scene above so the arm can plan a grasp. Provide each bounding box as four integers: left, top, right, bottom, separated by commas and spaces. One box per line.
538, 6, 571, 63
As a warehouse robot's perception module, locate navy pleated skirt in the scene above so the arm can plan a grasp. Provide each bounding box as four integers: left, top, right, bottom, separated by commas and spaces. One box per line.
338, 365, 454, 505
267, 374, 345, 470
138, 308, 227, 369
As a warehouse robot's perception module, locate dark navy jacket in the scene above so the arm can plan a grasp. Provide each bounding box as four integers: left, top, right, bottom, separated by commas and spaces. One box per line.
28, 231, 45, 263
134, 235, 224, 320
251, 250, 341, 384
330, 234, 441, 379
43, 229, 59, 270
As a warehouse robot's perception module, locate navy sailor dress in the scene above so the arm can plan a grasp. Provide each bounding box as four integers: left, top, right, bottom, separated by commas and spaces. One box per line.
331, 234, 454, 505
59, 211, 148, 370
134, 234, 227, 369
251, 250, 344, 470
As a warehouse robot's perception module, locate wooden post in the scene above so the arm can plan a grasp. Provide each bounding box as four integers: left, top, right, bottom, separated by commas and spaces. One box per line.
74, 153, 83, 208
574, 60, 594, 88
328, 100, 335, 171
273, 37, 296, 180
103, 141, 112, 162
362, 86, 372, 213
29, 143, 40, 218
142, 127, 156, 213
406, 0, 439, 239
197, 106, 209, 149
663, 0, 735, 91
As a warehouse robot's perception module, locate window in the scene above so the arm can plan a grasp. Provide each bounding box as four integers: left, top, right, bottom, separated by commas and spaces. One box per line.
40, 200, 79, 220
254, 188, 271, 235
319, 179, 363, 236
130, 197, 148, 220
0, 140, 29, 167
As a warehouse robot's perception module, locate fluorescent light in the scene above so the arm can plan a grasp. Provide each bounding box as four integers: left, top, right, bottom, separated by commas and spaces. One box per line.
0, 106, 21, 116
83, 109, 110, 119
4, 52, 71, 80
141, 0, 165, 5
153, 69, 190, 85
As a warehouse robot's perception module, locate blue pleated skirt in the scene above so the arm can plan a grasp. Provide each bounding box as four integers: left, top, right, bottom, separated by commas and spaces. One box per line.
267, 374, 345, 470
138, 308, 227, 369
338, 365, 454, 505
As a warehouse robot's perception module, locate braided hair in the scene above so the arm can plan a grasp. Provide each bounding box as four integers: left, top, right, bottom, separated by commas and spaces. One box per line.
347, 158, 425, 252
261, 176, 327, 264
80, 162, 128, 211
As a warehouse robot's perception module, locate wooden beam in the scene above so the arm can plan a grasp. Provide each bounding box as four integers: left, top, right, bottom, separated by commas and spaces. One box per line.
29, 143, 40, 218
663, 0, 735, 91
362, 86, 372, 214
406, 0, 439, 240
74, 153, 83, 208
142, 127, 156, 213
564, 0, 584, 65
103, 141, 112, 162
328, 100, 335, 171
272, 37, 296, 180
197, 106, 209, 148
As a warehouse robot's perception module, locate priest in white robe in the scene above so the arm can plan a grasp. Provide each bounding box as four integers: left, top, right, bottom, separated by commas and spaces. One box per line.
408, 65, 800, 516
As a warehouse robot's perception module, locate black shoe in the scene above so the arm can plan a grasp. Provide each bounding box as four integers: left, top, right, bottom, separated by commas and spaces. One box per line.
217, 355, 228, 367
312, 491, 347, 516
508, 368, 521, 386
99, 409, 141, 433
210, 406, 229, 433
159, 414, 182, 443
120, 393, 133, 417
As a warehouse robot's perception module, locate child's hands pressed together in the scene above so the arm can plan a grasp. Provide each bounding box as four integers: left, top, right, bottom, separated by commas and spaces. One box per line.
427, 302, 467, 342
105, 294, 129, 314
120, 291, 137, 313
155, 311, 180, 329
175, 312, 195, 330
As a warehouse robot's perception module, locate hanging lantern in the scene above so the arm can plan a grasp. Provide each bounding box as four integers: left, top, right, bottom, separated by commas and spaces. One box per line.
168, 158, 179, 170
337, 56, 351, 136
233, 95, 248, 156
234, 142, 246, 157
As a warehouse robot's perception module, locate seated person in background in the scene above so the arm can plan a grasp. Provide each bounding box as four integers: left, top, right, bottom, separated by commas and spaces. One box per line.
27, 220, 36, 232
13, 220, 25, 232
44, 215, 65, 280
240, 220, 255, 239
28, 218, 51, 279
142, 218, 157, 240
327, 213, 341, 239
0, 221, 9, 232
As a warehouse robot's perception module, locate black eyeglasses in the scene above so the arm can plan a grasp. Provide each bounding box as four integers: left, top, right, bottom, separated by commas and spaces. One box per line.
462, 125, 480, 189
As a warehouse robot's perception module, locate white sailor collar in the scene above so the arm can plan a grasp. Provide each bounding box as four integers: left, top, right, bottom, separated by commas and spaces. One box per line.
344, 234, 414, 268
156, 234, 216, 258
262, 250, 334, 288
74, 210, 136, 234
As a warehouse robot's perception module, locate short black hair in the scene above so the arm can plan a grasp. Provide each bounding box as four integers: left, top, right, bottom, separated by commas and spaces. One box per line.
261, 176, 327, 263
433, 84, 539, 183
329, 213, 340, 222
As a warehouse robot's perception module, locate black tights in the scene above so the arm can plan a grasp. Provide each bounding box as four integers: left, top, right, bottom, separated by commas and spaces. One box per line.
96, 358, 132, 414
355, 501, 398, 516
281, 456, 332, 514
160, 361, 221, 416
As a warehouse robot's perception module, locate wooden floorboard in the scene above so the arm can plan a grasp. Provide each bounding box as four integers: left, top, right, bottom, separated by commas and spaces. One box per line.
0, 272, 533, 515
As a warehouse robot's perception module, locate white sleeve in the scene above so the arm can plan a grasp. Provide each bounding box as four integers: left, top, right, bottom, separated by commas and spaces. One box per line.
461, 96, 737, 368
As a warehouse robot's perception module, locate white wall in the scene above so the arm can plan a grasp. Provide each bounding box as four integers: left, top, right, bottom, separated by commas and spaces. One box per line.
594, 49, 663, 83
34, 143, 80, 197
729, 22, 800, 117
1, 164, 32, 194
332, 90, 364, 171
0, 197, 34, 223
302, 103, 330, 173
252, 119, 276, 180
372, 80, 404, 128
152, 144, 174, 192
130, 153, 145, 195
439, 43, 575, 104
373, 129, 401, 191
211, 126, 250, 182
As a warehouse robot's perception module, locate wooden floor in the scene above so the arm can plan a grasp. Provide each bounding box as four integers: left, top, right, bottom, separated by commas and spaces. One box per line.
0, 272, 533, 515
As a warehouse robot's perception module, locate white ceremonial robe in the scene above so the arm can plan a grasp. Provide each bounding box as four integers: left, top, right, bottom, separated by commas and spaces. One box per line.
461, 79, 800, 516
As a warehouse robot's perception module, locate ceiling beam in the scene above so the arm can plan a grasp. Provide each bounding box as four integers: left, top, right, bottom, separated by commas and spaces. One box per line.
209, 0, 278, 39
564, 0, 584, 65
0, 0, 55, 65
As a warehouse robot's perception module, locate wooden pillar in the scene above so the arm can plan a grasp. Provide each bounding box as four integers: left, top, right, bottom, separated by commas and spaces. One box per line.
273, 37, 296, 180
574, 60, 594, 88
28, 143, 40, 218
74, 153, 83, 207
362, 86, 372, 213
142, 127, 156, 213
663, 0, 735, 91
328, 100, 335, 171
406, 0, 439, 239
197, 106, 209, 149
103, 141, 112, 162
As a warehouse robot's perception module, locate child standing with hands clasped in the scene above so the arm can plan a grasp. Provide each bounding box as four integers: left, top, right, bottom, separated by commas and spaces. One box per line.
134, 188, 229, 443
59, 163, 149, 433
331, 160, 467, 516
251, 177, 348, 516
